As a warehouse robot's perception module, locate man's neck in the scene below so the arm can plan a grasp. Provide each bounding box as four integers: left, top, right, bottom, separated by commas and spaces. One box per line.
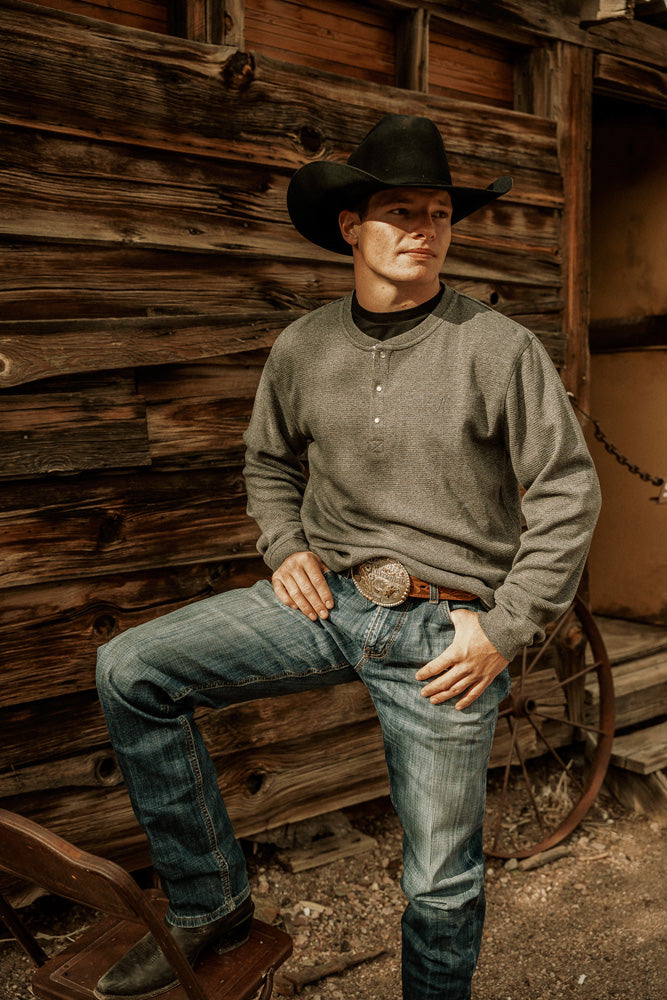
354, 277, 441, 313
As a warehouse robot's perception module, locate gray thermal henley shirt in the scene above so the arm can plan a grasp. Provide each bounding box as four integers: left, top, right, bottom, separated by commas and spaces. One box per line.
243, 285, 601, 662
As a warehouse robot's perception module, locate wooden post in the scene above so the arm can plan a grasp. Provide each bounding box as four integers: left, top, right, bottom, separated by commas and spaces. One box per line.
170, 0, 245, 47
515, 42, 594, 408
395, 7, 430, 92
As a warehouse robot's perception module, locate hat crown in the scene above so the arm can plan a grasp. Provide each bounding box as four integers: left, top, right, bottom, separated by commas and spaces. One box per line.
347, 114, 453, 188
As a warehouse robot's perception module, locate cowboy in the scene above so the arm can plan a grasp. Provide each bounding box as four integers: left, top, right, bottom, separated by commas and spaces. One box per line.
95, 115, 601, 1000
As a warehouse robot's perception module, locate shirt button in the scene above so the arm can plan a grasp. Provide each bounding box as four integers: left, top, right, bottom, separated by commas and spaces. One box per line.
379, 351, 386, 358
376, 385, 383, 392
374, 417, 380, 424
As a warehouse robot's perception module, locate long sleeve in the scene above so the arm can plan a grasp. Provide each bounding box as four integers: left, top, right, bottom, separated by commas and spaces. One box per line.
242, 354, 311, 570
476, 337, 602, 661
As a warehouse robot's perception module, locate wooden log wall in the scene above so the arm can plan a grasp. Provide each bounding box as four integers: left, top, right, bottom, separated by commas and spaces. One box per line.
0, 0, 575, 877
36, 0, 169, 33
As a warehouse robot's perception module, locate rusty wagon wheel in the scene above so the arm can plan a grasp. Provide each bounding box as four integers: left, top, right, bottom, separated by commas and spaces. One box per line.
484, 594, 615, 859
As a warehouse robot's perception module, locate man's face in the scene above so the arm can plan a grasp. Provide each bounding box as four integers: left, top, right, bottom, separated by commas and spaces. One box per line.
339, 187, 453, 301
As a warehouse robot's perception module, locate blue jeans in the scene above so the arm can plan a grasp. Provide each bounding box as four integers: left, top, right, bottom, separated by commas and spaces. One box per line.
96, 572, 509, 1000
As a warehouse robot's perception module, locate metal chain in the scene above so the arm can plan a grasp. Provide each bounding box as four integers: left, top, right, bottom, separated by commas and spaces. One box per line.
568, 394, 664, 487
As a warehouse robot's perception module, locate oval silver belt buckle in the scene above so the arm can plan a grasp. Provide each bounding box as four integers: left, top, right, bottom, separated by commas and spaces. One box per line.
352, 557, 411, 607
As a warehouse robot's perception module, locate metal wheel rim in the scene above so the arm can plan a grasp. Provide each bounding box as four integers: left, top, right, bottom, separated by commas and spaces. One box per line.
485, 594, 615, 859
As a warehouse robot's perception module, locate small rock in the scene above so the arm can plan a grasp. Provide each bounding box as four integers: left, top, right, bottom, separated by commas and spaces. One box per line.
504, 858, 518, 871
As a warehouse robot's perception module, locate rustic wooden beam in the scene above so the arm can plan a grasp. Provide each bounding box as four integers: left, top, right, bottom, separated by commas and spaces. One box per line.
395, 7, 430, 91
515, 42, 594, 406
584, 15, 667, 67
0, 469, 259, 591
589, 314, 667, 351
170, 0, 245, 46
0, 378, 151, 479
595, 51, 667, 107
0, 245, 352, 324
0, 6, 559, 174
378, 0, 583, 46
0, 314, 290, 389
0, 558, 268, 712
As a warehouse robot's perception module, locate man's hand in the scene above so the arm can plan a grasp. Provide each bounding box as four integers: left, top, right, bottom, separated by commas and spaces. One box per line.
415, 609, 508, 710
272, 551, 334, 621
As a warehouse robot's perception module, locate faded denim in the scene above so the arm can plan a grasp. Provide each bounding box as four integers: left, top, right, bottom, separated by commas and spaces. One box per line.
96, 571, 510, 1000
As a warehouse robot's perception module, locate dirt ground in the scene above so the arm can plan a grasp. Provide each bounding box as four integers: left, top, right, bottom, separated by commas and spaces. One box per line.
1, 775, 665, 1000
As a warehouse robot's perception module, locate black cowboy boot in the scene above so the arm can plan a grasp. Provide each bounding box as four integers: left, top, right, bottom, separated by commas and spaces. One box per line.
95, 896, 254, 1000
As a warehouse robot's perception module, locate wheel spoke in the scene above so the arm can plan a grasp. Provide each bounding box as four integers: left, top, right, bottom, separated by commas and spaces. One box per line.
490, 714, 521, 850
537, 660, 603, 700
530, 709, 611, 737
526, 715, 585, 794
510, 717, 547, 836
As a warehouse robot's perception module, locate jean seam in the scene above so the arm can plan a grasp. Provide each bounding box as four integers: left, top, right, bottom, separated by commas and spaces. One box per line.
180, 715, 231, 900
172, 660, 352, 701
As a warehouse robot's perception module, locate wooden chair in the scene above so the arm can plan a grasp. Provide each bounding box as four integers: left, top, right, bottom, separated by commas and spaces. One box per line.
0, 808, 292, 1000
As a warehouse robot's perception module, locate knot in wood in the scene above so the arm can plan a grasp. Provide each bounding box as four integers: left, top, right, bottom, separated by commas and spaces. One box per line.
94, 754, 122, 787
299, 125, 323, 155
97, 512, 124, 547
92, 613, 118, 638
221, 52, 255, 91
247, 771, 266, 795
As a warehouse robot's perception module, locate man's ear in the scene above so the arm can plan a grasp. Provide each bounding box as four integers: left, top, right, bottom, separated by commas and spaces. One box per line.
338, 209, 360, 249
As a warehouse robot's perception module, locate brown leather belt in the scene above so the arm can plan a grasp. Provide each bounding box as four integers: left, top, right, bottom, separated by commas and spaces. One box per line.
407, 577, 477, 601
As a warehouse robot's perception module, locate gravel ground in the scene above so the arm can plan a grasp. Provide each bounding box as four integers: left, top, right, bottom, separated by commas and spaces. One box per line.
1, 775, 665, 1000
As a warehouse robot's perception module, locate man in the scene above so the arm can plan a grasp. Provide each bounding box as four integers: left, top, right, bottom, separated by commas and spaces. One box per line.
95, 115, 601, 1000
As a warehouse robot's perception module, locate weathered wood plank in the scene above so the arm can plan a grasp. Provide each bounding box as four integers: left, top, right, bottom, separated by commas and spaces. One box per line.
0, 283, 563, 393
0, 241, 562, 322
0, 121, 560, 257
0, 244, 350, 323
595, 51, 667, 108
429, 23, 515, 108
585, 651, 667, 730
585, 15, 667, 68
609, 721, 667, 775
0, 314, 288, 389
516, 42, 593, 403
0, 469, 258, 590
245, 0, 396, 86
145, 396, 252, 467
0, 379, 150, 478
594, 614, 667, 663
0, 4, 560, 187
402, 0, 667, 66
388, 0, 583, 47
0, 1, 239, 155
139, 355, 262, 466
0, 558, 269, 710
39, 0, 168, 34
604, 765, 667, 825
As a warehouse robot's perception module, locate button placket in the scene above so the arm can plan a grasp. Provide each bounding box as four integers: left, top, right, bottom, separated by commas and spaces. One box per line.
370, 345, 389, 449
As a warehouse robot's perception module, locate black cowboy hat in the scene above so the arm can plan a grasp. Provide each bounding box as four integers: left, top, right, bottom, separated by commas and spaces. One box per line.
287, 114, 513, 256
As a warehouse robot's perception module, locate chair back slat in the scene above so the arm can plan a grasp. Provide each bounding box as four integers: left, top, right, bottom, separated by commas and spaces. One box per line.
0, 809, 144, 922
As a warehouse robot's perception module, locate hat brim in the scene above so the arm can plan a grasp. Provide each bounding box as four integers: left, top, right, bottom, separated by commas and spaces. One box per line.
287, 161, 513, 256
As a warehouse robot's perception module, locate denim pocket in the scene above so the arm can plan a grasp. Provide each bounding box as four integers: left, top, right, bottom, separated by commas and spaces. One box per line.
440, 601, 453, 626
